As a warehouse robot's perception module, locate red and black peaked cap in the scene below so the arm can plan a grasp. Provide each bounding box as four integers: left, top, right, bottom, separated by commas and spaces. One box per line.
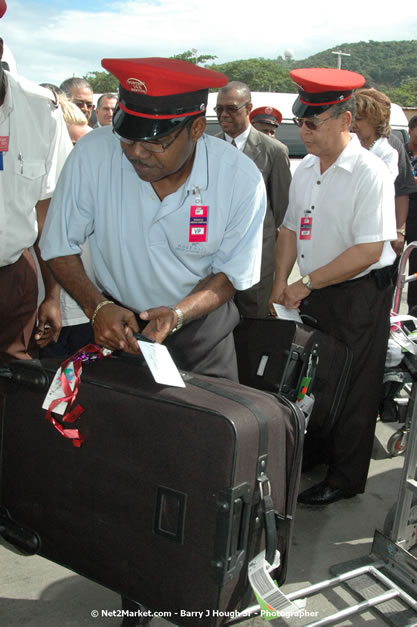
0, 1, 7, 18
101, 57, 228, 141
290, 68, 366, 118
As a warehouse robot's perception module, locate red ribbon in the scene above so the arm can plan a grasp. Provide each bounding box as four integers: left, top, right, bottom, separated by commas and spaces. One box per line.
44, 344, 109, 447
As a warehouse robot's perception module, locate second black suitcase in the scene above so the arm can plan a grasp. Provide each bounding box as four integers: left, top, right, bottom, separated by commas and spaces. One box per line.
0, 352, 305, 626
234, 317, 353, 435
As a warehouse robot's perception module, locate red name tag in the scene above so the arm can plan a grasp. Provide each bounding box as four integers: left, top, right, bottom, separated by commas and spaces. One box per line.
299, 216, 313, 240
0, 136, 9, 152
189, 205, 208, 242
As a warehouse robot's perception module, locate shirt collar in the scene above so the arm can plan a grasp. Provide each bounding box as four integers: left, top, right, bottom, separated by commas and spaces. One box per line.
224, 125, 251, 150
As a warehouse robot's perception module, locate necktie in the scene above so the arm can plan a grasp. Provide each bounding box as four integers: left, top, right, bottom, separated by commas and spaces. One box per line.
231, 139, 237, 148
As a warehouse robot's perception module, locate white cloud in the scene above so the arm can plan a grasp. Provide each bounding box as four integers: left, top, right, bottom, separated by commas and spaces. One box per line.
1, 0, 416, 85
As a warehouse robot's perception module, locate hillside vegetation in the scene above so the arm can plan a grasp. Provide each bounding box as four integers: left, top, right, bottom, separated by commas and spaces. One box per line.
84, 41, 417, 106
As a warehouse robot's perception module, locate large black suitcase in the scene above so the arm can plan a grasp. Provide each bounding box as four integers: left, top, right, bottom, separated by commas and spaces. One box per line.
234, 318, 353, 435
0, 352, 304, 626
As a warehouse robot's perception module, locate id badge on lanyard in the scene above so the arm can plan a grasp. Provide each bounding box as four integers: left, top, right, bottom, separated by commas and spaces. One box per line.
189, 185, 208, 243
299, 216, 313, 240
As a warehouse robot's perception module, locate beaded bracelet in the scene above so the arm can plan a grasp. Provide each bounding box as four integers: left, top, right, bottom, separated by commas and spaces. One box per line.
91, 300, 114, 326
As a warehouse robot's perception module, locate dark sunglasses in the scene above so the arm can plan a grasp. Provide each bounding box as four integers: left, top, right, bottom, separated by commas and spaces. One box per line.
293, 114, 333, 130
214, 101, 249, 115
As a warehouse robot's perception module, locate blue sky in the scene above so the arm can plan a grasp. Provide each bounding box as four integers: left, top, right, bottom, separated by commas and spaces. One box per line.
1, 0, 417, 86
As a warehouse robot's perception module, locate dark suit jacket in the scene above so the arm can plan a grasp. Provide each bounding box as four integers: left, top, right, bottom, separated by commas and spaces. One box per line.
217, 127, 291, 316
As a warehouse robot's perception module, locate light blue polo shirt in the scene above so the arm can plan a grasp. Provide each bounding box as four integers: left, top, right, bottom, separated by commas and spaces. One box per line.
40, 127, 266, 312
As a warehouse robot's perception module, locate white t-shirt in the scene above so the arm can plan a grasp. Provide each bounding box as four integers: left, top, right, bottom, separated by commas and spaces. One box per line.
283, 134, 397, 278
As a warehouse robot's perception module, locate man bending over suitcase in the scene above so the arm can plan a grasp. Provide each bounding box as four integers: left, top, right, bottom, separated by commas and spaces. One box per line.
40, 58, 266, 383
270, 68, 396, 506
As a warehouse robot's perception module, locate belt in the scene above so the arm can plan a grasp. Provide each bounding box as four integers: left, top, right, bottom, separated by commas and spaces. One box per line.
336, 266, 392, 290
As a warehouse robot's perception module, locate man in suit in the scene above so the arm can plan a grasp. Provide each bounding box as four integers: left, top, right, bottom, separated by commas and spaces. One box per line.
216, 82, 291, 317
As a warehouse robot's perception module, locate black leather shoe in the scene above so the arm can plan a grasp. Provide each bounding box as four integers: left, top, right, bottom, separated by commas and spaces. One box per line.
297, 481, 354, 506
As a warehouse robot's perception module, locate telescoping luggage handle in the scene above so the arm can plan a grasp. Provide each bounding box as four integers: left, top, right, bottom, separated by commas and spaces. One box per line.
186, 376, 278, 567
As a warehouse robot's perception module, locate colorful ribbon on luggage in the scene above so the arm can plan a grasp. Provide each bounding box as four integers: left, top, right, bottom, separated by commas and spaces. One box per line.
44, 344, 110, 447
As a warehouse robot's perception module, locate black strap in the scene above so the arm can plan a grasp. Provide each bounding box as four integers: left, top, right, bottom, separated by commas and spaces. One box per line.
187, 375, 277, 565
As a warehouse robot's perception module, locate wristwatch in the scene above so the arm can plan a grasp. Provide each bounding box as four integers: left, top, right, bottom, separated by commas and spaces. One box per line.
170, 307, 184, 334
301, 275, 314, 291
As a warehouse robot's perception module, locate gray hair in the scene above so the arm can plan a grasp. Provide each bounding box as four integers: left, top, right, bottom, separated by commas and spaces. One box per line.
329, 96, 357, 123
59, 77, 92, 97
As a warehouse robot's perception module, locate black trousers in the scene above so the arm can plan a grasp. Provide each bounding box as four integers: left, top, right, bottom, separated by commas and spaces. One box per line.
105, 296, 240, 382
300, 274, 392, 495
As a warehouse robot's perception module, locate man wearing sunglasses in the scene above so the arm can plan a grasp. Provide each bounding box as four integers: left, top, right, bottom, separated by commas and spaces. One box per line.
215, 81, 291, 318
270, 68, 396, 506
40, 58, 266, 386
60, 76, 95, 123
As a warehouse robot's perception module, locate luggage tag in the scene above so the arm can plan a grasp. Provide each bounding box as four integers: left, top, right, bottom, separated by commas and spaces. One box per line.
42, 361, 77, 416
272, 303, 302, 323
136, 333, 185, 388
248, 550, 305, 620
189, 185, 208, 243
299, 216, 312, 240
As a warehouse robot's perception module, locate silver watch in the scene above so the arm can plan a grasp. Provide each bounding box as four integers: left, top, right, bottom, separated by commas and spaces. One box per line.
301, 275, 314, 291
170, 307, 184, 334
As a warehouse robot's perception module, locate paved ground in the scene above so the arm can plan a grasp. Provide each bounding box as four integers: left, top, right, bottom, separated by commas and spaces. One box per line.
1, 266, 415, 627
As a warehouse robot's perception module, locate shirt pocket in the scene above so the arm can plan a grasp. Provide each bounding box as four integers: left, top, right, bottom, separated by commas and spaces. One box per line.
14, 158, 46, 180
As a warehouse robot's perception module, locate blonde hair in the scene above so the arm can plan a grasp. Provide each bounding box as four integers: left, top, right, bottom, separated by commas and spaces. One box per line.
60, 97, 88, 126
354, 88, 391, 138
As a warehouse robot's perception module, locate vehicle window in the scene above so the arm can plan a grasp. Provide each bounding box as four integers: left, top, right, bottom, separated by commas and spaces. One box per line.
275, 124, 307, 159
205, 119, 307, 159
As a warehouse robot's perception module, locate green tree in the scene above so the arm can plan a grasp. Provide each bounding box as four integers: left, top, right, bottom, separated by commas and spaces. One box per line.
83, 71, 118, 93
171, 49, 217, 65
387, 80, 417, 107
208, 58, 294, 92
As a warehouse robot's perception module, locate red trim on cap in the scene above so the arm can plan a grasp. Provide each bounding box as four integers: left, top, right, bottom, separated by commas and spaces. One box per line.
297, 93, 353, 107
0, 0, 7, 18
118, 100, 205, 120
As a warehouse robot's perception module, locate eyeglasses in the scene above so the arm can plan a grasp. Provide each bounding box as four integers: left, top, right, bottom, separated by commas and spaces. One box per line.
293, 114, 334, 130
214, 102, 249, 115
73, 100, 94, 110
113, 118, 190, 153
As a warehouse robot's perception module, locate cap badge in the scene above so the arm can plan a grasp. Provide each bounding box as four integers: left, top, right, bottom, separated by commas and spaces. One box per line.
265, 107, 273, 114
127, 78, 148, 94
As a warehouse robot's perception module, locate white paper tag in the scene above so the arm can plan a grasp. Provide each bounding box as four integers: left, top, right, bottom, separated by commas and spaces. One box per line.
297, 392, 315, 417
138, 341, 186, 388
248, 550, 304, 618
272, 304, 303, 323
42, 362, 78, 415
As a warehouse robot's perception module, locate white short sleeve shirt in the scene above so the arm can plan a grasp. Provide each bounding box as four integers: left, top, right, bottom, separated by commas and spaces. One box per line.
0, 72, 72, 266
283, 134, 397, 278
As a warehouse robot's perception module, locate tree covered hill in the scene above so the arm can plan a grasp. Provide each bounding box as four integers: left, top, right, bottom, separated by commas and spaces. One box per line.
84, 41, 417, 106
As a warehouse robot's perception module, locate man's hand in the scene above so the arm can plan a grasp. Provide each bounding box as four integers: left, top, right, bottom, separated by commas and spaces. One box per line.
391, 233, 406, 257
92, 302, 140, 353
34, 296, 62, 348
269, 279, 287, 315
278, 280, 311, 310
139, 307, 178, 343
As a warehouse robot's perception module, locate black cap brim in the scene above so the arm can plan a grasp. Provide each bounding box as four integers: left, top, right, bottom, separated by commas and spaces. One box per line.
112, 104, 190, 141
292, 98, 333, 118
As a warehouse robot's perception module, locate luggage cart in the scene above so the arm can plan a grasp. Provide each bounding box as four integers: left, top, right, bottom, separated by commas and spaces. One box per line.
381, 242, 417, 456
